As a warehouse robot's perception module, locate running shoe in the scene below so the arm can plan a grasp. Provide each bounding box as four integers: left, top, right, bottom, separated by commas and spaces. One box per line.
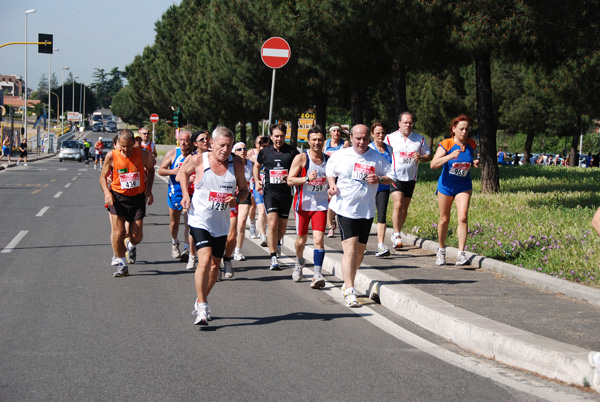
311, 274, 325, 289
341, 284, 347, 297
276, 244, 281, 258
260, 235, 268, 247
391, 233, 402, 250
455, 251, 468, 266
375, 244, 390, 257
224, 259, 234, 279
233, 250, 246, 261
113, 263, 129, 278
193, 303, 209, 326
186, 255, 196, 270
180, 247, 189, 263
435, 248, 446, 266
216, 268, 223, 282
292, 259, 304, 282
111, 255, 119, 266
124, 238, 136, 264
345, 288, 360, 308
269, 256, 280, 270
327, 227, 335, 238
589, 352, 600, 393
249, 227, 258, 239
171, 241, 181, 259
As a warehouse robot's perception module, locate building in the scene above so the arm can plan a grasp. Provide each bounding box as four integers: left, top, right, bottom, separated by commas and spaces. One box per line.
0, 74, 24, 97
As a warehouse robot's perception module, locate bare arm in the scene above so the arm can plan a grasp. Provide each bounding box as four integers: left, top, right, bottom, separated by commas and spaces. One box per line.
142, 150, 155, 206
99, 151, 114, 206
232, 156, 249, 206
157, 149, 176, 176
430, 146, 460, 170
287, 153, 310, 187
253, 161, 263, 193
179, 154, 202, 210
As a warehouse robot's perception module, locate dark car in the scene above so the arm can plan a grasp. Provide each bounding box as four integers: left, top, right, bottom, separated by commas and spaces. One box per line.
101, 140, 114, 159
92, 122, 104, 132
106, 121, 118, 133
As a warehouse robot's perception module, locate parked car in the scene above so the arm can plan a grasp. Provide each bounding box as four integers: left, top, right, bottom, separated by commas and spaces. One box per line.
58, 140, 85, 162
92, 122, 104, 132
106, 121, 118, 133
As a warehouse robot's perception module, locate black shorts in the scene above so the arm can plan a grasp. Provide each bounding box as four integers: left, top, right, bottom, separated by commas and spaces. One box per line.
20, 150, 27, 158
95, 153, 103, 161
390, 180, 416, 198
190, 227, 227, 258
239, 195, 252, 206
263, 190, 292, 219
108, 190, 146, 222
375, 189, 390, 224
337, 214, 374, 244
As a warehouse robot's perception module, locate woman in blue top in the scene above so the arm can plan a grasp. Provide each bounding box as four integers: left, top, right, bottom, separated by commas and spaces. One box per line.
368, 121, 393, 257
430, 114, 480, 267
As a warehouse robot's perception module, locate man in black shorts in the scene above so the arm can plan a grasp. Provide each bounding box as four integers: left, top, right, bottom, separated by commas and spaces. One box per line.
253, 123, 299, 270
17, 138, 28, 166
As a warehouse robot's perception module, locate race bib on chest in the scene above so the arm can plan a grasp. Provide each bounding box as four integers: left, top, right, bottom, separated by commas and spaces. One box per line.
208, 191, 232, 211
307, 177, 327, 192
119, 172, 141, 189
269, 169, 287, 184
449, 162, 471, 177
351, 163, 375, 181
395, 151, 415, 165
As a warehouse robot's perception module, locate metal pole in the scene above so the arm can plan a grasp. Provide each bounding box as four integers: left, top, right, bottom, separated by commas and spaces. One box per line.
48, 53, 51, 133
61, 67, 69, 135
268, 69, 276, 126
152, 122, 156, 144
24, 9, 36, 143
79, 82, 83, 113
83, 84, 86, 128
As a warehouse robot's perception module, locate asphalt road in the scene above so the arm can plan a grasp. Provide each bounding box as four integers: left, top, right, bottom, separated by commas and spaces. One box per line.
0, 154, 593, 401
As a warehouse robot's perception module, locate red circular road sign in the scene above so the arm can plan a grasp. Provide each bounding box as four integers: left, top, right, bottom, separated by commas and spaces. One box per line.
150, 113, 159, 123
261, 37, 291, 69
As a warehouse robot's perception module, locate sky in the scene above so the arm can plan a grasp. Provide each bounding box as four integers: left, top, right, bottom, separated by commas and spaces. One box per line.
1, 0, 181, 92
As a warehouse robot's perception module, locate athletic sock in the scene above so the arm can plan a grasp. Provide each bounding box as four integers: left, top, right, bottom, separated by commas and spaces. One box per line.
314, 249, 325, 268
117, 257, 127, 265
249, 219, 256, 229
378, 242, 384, 248
172, 238, 179, 245
270, 252, 277, 258
393, 232, 400, 237
223, 256, 231, 262
183, 243, 189, 250
439, 247, 446, 252
234, 248, 241, 254
127, 240, 135, 250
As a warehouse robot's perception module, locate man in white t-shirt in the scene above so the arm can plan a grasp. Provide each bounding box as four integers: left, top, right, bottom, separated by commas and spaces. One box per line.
384, 112, 431, 250
326, 124, 394, 307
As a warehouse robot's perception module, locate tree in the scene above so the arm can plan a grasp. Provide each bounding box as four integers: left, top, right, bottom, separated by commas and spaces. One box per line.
111, 86, 145, 125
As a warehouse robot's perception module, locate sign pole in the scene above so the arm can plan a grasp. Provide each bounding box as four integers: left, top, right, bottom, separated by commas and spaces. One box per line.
268, 69, 276, 126
152, 122, 156, 144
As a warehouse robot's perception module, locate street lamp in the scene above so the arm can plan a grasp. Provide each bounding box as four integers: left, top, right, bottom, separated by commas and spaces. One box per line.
83, 84, 86, 128
72, 75, 79, 115
61, 67, 69, 135
24, 8, 36, 143
47, 48, 59, 133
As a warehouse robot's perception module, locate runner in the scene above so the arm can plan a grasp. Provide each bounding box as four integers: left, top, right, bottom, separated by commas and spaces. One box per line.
0, 135, 12, 163
430, 114, 480, 266
249, 136, 270, 246
94, 137, 104, 170
287, 126, 328, 288
324, 123, 349, 238
158, 130, 195, 262
232, 142, 254, 262
17, 138, 28, 166
368, 121, 393, 257
384, 112, 431, 250
326, 124, 394, 307
99, 130, 155, 277
253, 123, 299, 270
178, 126, 248, 326
140, 127, 158, 158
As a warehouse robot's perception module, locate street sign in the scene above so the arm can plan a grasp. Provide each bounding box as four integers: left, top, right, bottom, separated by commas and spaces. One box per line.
150, 113, 159, 123
261, 37, 291, 69
67, 112, 80, 121
38, 33, 53, 54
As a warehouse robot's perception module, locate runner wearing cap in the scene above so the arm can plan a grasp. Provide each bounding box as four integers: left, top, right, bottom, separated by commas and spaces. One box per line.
94, 137, 104, 170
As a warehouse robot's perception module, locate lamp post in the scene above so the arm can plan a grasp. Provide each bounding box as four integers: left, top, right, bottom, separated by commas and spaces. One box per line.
82, 84, 86, 128
61, 67, 69, 135
50, 92, 59, 152
79, 81, 84, 130
24, 8, 36, 143
72, 75, 78, 114
47, 48, 59, 133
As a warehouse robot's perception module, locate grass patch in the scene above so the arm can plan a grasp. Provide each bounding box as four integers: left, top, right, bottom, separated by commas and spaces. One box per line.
395, 164, 600, 287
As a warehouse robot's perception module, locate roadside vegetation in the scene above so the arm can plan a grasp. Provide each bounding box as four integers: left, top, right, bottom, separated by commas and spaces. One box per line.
398, 165, 600, 287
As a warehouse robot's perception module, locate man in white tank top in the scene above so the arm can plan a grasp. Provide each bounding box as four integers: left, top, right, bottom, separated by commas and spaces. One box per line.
177, 127, 249, 326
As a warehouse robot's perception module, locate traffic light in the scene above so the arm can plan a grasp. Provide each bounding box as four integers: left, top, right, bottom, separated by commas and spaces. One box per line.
173, 107, 182, 128
38, 33, 53, 54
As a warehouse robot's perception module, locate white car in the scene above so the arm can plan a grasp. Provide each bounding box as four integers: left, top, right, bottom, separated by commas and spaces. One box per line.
58, 140, 84, 162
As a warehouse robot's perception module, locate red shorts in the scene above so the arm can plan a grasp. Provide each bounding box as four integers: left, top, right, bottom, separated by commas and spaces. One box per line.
230, 206, 238, 218
295, 210, 326, 236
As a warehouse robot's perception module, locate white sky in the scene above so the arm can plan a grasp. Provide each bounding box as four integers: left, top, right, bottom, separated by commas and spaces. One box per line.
0, 0, 181, 91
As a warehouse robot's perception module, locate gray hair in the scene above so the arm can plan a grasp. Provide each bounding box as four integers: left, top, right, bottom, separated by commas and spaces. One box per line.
179, 130, 192, 140
119, 129, 134, 143
212, 126, 234, 141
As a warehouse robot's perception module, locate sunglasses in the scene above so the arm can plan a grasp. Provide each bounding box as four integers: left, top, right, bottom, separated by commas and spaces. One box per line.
235, 147, 247, 151
197, 137, 208, 142
140, 132, 149, 135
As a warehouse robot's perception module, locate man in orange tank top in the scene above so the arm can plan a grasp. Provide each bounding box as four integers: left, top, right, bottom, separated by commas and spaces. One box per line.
99, 130, 155, 277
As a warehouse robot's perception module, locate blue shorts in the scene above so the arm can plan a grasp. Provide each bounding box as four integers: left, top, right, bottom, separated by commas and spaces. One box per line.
252, 188, 264, 205
436, 184, 472, 198
168, 192, 183, 211
2, 146, 10, 156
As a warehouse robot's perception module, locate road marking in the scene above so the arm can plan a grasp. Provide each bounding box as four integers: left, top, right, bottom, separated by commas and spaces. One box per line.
57, 168, 67, 171
65, 183, 71, 188
78, 169, 87, 172
72, 176, 77, 181
1, 230, 28, 253
32, 189, 40, 194
43, 184, 49, 187
54, 191, 63, 198
50, 179, 56, 182
36, 206, 50, 217
77, 172, 82, 176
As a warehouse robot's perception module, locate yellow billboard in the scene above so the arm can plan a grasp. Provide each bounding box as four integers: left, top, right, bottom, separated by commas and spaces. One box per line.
285, 112, 315, 142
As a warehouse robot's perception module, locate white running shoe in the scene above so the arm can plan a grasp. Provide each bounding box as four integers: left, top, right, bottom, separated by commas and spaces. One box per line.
233, 250, 246, 261
171, 241, 181, 258
391, 233, 402, 250
249, 227, 258, 239
311, 274, 325, 289
590, 352, 600, 392
327, 227, 335, 238
223, 259, 234, 278
292, 260, 303, 282
455, 251, 468, 266
375, 244, 390, 257
436, 248, 446, 266
345, 288, 360, 308
269, 256, 280, 270
341, 284, 347, 297
216, 268, 223, 282
186, 255, 196, 270
260, 235, 268, 247
110, 255, 119, 266
124, 238, 136, 264
193, 302, 209, 326
113, 263, 129, 278
180, 247, 190, 263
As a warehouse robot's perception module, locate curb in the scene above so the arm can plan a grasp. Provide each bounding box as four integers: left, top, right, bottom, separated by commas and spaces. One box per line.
0, 153, 56, 171
279, 230, 595, 387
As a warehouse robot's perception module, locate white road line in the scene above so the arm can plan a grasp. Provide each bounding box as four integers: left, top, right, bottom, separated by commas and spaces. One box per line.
36, 206, 50, 217
1, 230, 28, 253
78, 168, 87, 171
77, 172, 82, 175
65, 183, 72, 188
54, 191, 63, 198
57, 168, 67, 171
72, 176, 77, 181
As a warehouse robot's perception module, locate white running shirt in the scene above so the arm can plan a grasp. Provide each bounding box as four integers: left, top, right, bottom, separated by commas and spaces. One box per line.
326, 147, 394, 219
293, 151, 328, 212
384, 130, 430, 181
188, 153, 236, 237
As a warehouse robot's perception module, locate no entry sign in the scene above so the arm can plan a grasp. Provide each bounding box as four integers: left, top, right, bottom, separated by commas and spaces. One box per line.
150, 114, 159, 123
261, 37, 291, 69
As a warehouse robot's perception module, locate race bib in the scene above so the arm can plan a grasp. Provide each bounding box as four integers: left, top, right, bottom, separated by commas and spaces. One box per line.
395, 151, 415, 165
269, 169, 288, 184
208, 191, 232, 211
449, 162, 471, 177
119, 172, 141, 189
307, 177, 327, 192
351, 163, 375, 181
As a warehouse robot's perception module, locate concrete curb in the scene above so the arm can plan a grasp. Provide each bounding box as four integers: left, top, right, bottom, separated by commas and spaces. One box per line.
0, 153, 56, 171
279, 232, 595, 387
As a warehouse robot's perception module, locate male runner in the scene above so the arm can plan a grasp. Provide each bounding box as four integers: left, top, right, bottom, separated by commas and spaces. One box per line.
287, 126, 328, 288
253, 123, 299, 270
94, 137, 104, 170
384, 112, 430, 250
17, 138, 28, 166
326, 124, 394, 307
1, 136, 12, 163
178, 126, 248, 325
99, 130, 155, 277
140, 127, 158, 158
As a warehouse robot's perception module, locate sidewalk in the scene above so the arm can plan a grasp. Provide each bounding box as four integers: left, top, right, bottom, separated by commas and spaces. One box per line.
0, 152, 55, 171
265, 217, 600, 389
